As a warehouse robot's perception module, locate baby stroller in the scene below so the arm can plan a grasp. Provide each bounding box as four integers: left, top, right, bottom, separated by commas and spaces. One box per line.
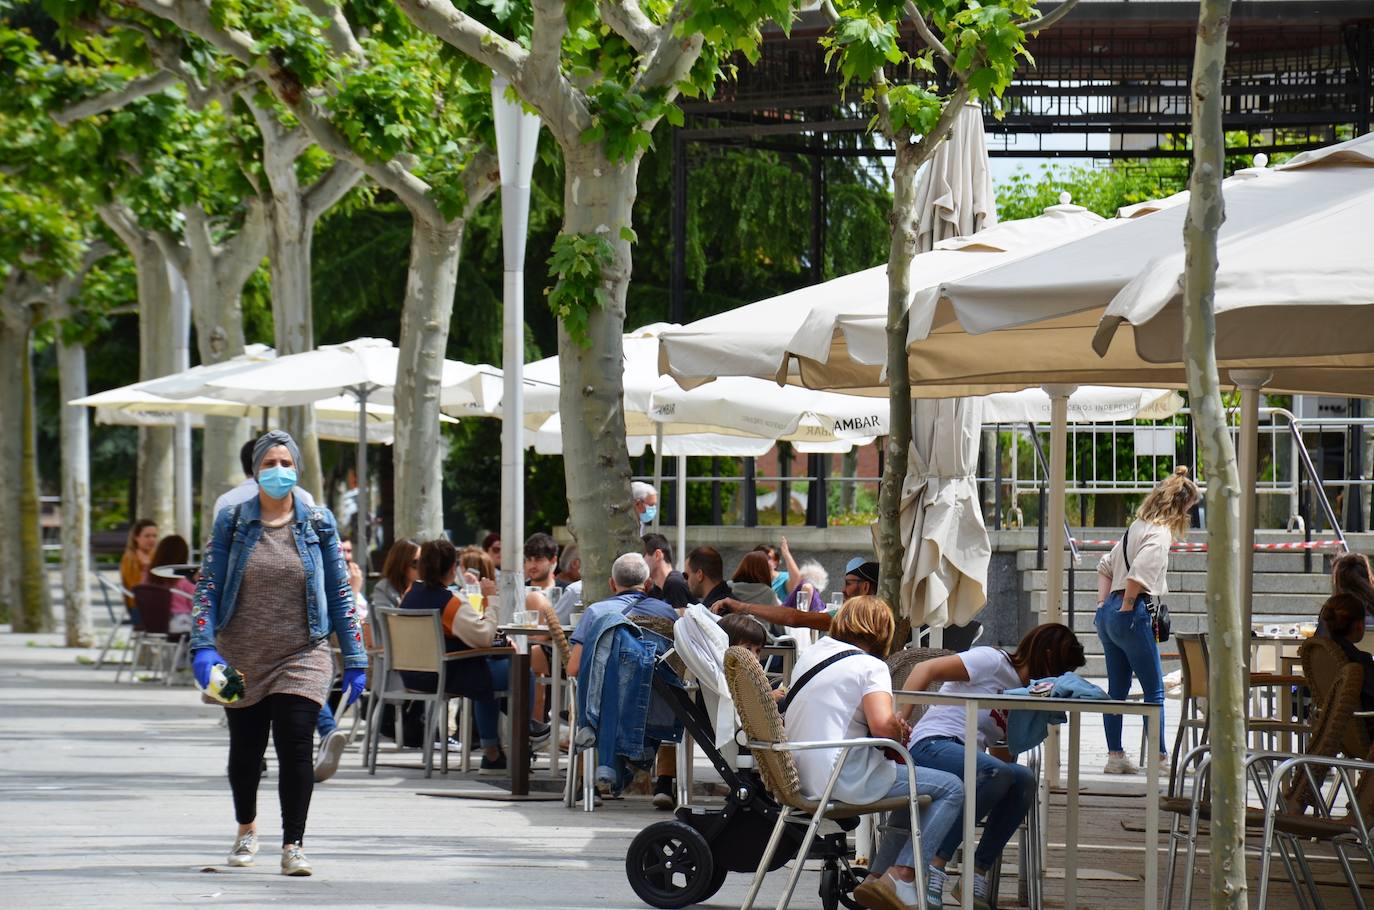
624, 610, 873, 910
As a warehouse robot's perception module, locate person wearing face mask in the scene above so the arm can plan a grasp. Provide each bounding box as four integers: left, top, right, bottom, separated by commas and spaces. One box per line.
631, 481, 658, 534
212, 438, 315, 520
190, 430, 367, 878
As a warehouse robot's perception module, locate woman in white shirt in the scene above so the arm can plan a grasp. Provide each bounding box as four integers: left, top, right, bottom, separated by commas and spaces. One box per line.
786, 596, 964, 910
1095, 466, 1200, 775
899, 623, 1086, 910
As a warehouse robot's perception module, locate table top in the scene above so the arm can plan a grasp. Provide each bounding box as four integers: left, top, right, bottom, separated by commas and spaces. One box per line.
498, 624, 550, 635
150, 563, 198, 580
894, 689, 1162, 713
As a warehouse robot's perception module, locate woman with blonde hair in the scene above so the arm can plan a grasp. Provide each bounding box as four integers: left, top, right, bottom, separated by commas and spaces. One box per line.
1095, 465, 1200, 775
784, 596, 964, 910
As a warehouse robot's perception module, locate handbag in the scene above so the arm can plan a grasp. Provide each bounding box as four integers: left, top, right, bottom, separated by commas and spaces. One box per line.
1122, 526, 1171, 643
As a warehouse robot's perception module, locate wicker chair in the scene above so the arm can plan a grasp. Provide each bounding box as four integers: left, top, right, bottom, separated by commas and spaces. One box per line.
1161, 660, 1365, 910
1300, 635, 1373, 760
724, 645, 930, 910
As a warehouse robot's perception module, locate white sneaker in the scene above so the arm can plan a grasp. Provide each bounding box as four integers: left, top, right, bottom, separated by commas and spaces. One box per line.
433, 736, 463, 753
281, 843, 313, 876
1103, 753, 1140, 775
313, 730, 348, 782
226, 832, 258, 867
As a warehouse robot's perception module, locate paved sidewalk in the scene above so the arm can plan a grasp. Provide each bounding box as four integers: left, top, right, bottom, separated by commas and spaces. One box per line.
2, 629, 753, 910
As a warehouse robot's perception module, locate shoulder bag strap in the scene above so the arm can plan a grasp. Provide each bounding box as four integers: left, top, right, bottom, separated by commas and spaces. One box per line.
778, 649, 864, 715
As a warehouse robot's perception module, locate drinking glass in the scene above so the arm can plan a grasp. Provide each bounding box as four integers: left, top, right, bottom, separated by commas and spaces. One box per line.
829, 593, 844, 612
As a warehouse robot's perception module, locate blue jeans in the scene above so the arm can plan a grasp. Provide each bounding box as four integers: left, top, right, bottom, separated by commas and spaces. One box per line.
471, 657, 538, 750
316, 702, 336, 738
1095, 590, 1166, 755
872, 764, 965, 872
911, 737, 1034, 871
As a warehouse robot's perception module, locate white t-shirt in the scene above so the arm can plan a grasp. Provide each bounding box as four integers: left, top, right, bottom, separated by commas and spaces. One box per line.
784, 636, 896, 805
911, 646, 1023, 751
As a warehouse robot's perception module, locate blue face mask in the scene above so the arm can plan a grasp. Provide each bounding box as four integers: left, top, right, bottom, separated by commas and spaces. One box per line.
640, 504, 658, 524
258, 466, 298, 500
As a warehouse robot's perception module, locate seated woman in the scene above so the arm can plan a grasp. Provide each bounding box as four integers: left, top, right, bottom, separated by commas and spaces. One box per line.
1318, 592, 1374, 733
142, 534, 195, 633
785, 596, 963, 910
899, 623, 1086, 910
398, 538, 545, 773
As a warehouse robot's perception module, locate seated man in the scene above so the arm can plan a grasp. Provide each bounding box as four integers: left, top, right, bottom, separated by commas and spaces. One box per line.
567, 553, 677, 678
714, 556, 880, 634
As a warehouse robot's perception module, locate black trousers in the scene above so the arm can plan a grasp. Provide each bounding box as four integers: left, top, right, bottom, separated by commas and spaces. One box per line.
225, 693, 318, 846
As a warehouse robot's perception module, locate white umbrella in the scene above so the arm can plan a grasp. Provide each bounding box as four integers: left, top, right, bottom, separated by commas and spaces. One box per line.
913, 132, 1374, 631
656, 204, 1107, 390
136, 343, 276, 398
94, 407, 420, 446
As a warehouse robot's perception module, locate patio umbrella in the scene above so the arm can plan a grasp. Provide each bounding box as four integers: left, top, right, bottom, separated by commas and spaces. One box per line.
898, 103, 999, 634
912, 132, 1374, 629
91, 404, 425, 446
657, 202, 1106, 390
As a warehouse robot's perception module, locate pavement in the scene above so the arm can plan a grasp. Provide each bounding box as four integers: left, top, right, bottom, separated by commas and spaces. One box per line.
1, 612, 1163, 910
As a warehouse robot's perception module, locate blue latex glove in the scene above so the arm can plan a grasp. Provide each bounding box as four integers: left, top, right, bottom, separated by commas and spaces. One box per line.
341, 667, 366, 707
192, 647, 224, 690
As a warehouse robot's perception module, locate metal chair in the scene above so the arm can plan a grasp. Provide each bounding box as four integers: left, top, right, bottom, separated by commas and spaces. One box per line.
117, 585, 180, 683
93, 573, 136, 670
723, 645, 930, 910
1300, 635, 1373, 760
366, 606, 511, 779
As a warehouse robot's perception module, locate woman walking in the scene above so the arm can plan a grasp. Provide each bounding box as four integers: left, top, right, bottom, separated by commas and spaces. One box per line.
190, 430, 366, 876
1095, 465, 1200, 774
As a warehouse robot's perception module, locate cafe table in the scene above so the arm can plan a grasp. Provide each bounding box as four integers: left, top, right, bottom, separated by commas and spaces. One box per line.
499, 623, 565, 781
894, 689, 1164, 910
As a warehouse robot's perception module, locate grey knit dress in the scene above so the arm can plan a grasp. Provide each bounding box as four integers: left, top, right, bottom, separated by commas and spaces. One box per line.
217, 523, 332, 709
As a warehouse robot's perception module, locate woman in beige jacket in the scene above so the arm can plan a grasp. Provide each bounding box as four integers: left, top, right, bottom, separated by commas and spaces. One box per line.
1094, 466, 1200, 774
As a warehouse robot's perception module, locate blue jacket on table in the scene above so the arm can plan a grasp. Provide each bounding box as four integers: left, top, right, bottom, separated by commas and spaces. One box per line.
576, 607, 682, 791
190, 494, 367, 670
1005, 672, 1107, 755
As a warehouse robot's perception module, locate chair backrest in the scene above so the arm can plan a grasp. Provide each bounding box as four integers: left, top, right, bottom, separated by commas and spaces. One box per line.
1300, 635, 1371, 759
630, 614, 685, 677
887, 647, 954, 722
1176, 633, 1208, 700
543, 610, 571, 672
1282, 661, 1364, 811
132, 584, 175, 635
724, 645, 808, 811
375, 606, 445, 674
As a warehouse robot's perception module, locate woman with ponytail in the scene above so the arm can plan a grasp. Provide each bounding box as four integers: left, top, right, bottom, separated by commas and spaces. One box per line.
1094, 466, 1200, 775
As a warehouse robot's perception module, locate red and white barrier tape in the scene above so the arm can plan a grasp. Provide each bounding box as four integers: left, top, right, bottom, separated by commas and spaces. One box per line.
1071, 538, 1345, 553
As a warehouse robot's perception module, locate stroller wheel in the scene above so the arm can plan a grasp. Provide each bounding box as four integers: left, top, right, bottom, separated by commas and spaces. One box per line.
626, 820, 719, 908
836, 865, 871, 910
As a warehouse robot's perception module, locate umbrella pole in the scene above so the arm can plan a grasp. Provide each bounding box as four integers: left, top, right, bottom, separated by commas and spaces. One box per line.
652, 426, 664, 529
1232, 371, 1271, 650
351, 383, 374, 575
261, 407, 269, 434
676, 455, 687, 571
1043, 384, 1075, 786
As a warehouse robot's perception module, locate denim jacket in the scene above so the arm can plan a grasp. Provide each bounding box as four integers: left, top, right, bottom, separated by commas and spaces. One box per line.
1005, 672, 1107, 755
191, 495, 367, 670
576, 609, 681, 791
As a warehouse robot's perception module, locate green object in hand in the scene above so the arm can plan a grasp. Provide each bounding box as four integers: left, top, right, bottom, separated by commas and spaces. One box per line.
206, 663, 246, 704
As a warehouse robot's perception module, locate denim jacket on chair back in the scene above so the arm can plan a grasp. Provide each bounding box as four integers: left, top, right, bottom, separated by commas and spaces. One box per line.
191, 495, 367, 669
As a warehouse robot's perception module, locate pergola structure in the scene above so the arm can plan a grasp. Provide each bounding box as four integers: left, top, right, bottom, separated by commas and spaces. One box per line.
662, 0, 1373, 528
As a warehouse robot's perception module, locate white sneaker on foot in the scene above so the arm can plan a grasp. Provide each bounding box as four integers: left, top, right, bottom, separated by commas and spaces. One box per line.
313, 730, 348, 782
226, 832, 258, 867
1103, 753, 1140, 775
281, 843, 313, 876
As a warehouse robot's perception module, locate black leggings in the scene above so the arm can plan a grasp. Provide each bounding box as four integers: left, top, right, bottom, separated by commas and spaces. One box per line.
225, 693, 318, 846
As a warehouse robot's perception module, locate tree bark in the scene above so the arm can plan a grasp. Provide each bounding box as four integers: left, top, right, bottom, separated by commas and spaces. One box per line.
135, 243, 178, 533
57, 331, 94, 645
558, 151, 644, 603
877, 140, 922, 616
0, 281, 35, 624
1182, 2, 1246, 908
18, 321, 53, 632
393, 217, 466, 541
178, 205, 264, 535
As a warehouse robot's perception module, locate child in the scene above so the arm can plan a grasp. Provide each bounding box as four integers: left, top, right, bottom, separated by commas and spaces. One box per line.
719, 612, 767, 656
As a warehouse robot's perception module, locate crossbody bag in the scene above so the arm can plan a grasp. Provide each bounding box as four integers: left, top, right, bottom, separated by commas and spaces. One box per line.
1122, 526, 1172, 643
